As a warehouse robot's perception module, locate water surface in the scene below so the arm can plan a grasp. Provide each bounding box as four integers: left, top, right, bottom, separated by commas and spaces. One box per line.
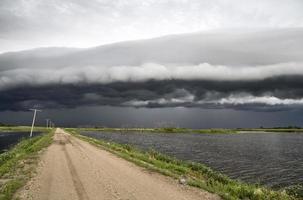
81, 131, 303, 188
0, 131, 41, 153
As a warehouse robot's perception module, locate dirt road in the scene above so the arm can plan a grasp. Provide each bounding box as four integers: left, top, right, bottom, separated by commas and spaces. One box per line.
17, 128, 220, 200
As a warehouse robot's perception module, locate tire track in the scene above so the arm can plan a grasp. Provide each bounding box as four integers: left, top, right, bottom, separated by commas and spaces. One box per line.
61, 134, 90, 200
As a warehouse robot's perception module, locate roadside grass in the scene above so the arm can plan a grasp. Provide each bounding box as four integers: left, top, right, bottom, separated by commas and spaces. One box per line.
0, 129, 54, 200
67, 128, 298, 200
286, 185, 303, 199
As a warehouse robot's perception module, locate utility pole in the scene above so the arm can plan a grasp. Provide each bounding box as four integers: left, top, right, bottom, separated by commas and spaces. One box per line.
30, 109, 41, 137
46, 119, 50, 129
49, 121, 55, 129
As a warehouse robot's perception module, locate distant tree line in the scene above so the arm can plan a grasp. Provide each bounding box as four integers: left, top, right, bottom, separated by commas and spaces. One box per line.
0, 122, 13, 127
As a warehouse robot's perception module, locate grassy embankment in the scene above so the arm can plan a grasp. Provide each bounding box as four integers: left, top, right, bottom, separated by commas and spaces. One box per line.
0, 127, 55, 200
66, 128, 301, 200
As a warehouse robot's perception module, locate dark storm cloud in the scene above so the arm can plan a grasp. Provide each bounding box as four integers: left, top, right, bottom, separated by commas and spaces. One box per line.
0, 29, 303, 111
2, 76, 303, 112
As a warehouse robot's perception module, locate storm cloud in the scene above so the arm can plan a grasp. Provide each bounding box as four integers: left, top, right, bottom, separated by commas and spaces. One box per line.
0, 28, 303, 112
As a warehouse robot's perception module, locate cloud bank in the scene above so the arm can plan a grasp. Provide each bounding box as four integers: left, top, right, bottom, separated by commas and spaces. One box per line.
0, 29, 303, 111
1, 62, 303, 90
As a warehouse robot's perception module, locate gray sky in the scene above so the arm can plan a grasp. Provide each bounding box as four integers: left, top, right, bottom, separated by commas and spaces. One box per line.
0, 0, 303, 52
0, 0, 303, 127
1, 106, 303, 128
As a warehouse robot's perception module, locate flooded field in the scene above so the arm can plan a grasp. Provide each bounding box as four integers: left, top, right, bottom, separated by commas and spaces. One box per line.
0, 131, 41, 153
81, 131, 303, 188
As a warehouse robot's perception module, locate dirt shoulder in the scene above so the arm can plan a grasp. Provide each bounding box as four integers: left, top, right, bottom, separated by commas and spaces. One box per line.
16, 128, 220, 200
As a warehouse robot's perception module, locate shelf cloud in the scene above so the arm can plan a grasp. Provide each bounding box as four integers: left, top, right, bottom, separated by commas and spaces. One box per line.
1, 62, 303, 90
0, 28, 303, 111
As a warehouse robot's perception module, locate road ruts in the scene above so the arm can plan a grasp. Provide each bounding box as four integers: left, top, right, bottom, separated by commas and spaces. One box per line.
16, 128, 220, 200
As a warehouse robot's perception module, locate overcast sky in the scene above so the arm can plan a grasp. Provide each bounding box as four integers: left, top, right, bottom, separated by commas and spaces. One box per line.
0, 0, 303, 128
1, 0, 303, 52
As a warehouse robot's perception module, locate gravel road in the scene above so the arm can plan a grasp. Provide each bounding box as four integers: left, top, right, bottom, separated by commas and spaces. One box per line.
17, 128, 220, 200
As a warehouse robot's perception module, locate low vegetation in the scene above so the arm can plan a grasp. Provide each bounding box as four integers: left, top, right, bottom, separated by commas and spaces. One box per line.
0, 128, 54, 200
67, 128, 299, 200
285, 185, 303, 199
0, 123, 13, 127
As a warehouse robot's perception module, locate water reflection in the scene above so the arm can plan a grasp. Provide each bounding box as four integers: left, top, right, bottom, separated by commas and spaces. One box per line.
0, 132, 41, 153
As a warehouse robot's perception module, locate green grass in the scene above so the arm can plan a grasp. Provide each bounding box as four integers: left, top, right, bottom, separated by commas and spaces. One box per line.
0, 128, 55, 200
66, 128, 299, 200
285, 185, 303, 199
